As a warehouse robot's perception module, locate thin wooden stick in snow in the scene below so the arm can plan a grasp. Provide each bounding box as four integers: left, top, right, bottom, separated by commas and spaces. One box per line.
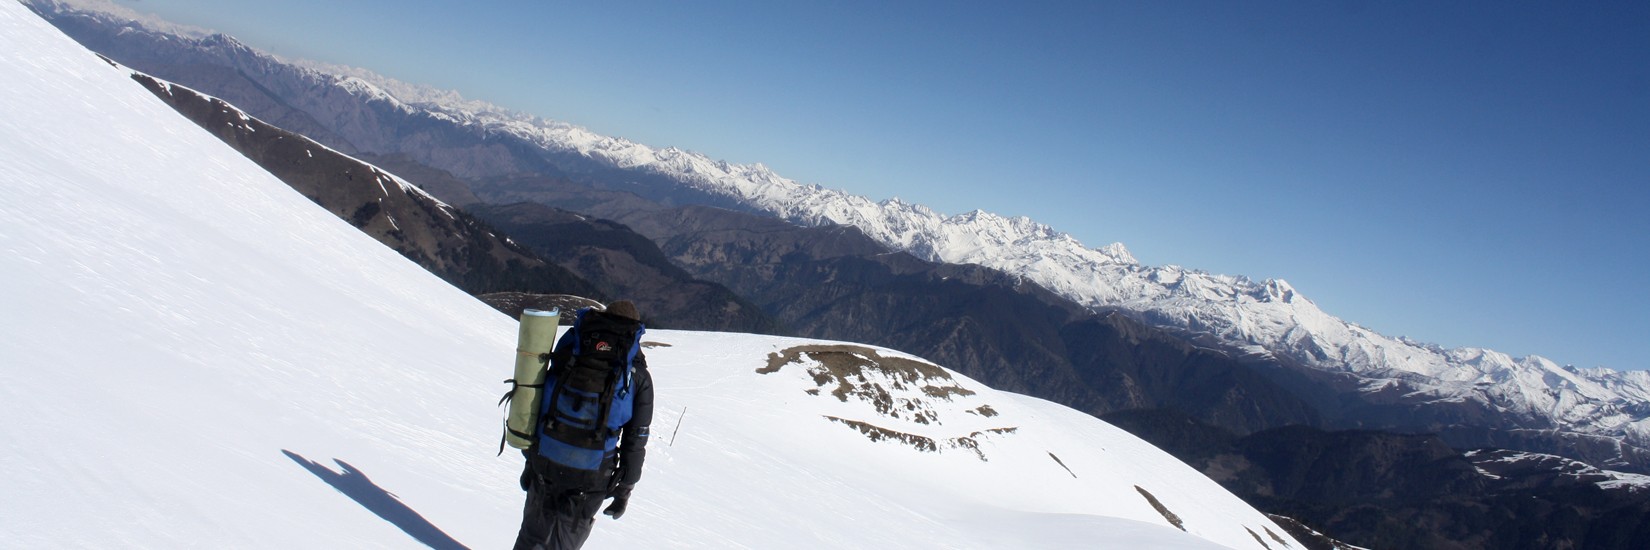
669, 406, 687, 447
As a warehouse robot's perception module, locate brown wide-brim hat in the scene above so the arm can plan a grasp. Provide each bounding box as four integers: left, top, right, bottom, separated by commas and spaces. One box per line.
605, 300, 641, 321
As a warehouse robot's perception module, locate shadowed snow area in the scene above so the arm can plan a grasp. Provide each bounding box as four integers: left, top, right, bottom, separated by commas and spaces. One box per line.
0, 3, 1296, 548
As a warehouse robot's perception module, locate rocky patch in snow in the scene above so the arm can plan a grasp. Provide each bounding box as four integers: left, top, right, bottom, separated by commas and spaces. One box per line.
759, 344, 1021, 461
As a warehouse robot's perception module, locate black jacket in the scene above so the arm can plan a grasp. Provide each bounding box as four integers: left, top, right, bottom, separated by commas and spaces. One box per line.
614, 355, 652, 490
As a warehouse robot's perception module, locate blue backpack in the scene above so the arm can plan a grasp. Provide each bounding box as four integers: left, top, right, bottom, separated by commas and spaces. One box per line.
536, 308, 644, 471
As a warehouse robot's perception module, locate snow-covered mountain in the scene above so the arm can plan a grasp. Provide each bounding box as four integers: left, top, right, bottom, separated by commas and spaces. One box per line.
328, 38, 1650, 468
22, 0, 1650, 471
0, 3, 1301, 548
334, 64, 1650, 467
1467, 449, 1650, 496
435, 89, 1650, 466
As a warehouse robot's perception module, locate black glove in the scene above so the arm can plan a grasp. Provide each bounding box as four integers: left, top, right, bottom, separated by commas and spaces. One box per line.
603, 486, 632, 520
519, 449, 537, 491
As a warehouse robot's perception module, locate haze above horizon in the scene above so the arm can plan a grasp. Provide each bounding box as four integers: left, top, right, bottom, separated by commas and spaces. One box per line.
92, 0, 1648, 370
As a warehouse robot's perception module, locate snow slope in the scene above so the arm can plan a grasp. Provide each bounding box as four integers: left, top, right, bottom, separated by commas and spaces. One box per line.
0, 4, 1298, 548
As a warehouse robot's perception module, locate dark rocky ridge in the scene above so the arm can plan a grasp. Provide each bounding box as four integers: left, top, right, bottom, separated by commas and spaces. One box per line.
130, 70, 773, 332
467, 202, 782, 333
128, 71, 599, 300
353, 152, 484, 206
1107, 409, 1650, 550
475, 293, 603, 322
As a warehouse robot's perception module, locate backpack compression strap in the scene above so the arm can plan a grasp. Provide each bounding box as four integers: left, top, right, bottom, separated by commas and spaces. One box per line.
538, 365, 615, 450
496, 351, 552, 456
498, 350, 552, 405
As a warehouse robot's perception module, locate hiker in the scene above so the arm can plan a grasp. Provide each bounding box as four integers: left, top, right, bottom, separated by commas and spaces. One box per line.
514, 300, 654, 550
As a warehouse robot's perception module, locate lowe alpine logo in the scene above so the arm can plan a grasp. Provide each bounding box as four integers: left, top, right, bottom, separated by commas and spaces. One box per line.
595, 341, 613, 352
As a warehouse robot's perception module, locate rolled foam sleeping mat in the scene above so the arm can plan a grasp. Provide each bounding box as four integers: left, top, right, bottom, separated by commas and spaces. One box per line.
505, 308, 560, 450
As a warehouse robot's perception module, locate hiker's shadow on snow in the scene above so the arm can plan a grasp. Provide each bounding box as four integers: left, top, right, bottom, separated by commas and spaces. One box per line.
282, 450, 470, 550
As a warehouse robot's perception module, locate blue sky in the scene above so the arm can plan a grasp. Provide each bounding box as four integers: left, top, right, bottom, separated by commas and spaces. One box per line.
110, 0, 1647, 370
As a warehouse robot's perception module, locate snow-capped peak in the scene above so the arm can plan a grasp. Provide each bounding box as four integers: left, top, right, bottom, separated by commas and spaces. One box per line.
333, 75, 404, 109
429, 79, 1650, 465
199, 31, 251, 52
267, 29, 1650, 465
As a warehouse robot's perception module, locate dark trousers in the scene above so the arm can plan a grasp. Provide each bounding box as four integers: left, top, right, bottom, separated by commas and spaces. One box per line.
512, 482, 607, 550
513, 458, 612, 550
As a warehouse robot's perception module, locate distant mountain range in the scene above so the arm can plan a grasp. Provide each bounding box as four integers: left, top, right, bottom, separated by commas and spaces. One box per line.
25, 1, 1650, 547
425, 69, 1650, 473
